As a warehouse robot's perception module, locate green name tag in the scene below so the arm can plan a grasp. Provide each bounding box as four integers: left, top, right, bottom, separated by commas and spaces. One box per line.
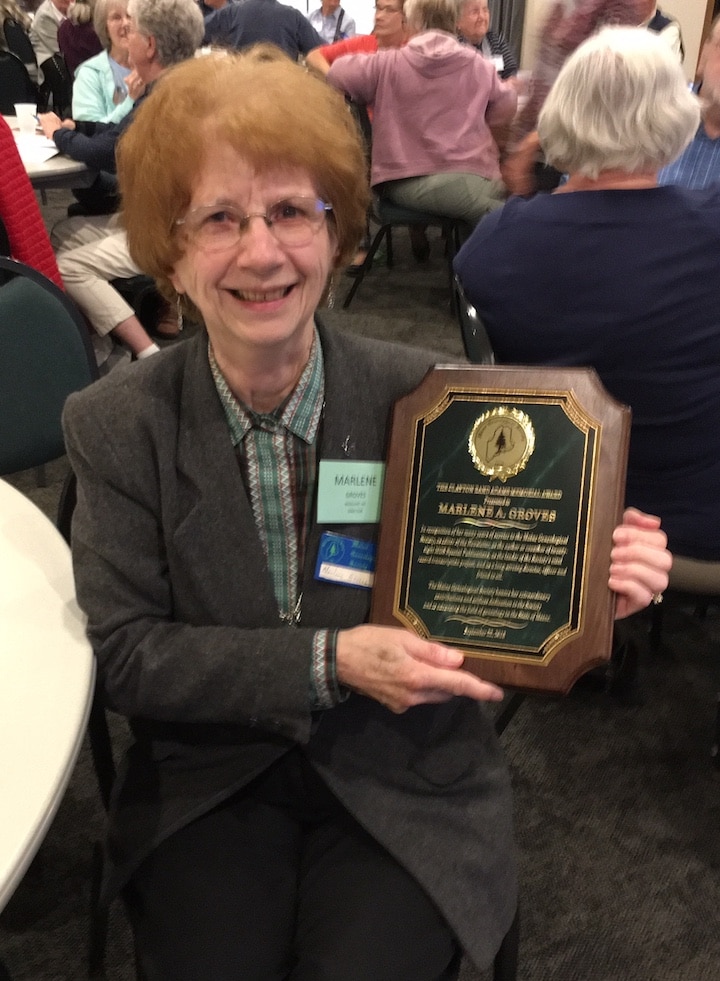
317, 461, 386, 524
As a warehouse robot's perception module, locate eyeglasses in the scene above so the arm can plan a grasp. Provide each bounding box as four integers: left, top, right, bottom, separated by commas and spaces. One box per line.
175, 196, 333, 253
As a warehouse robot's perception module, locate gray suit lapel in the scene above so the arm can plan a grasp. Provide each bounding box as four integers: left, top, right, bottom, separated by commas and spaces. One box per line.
171, 336, 279, 624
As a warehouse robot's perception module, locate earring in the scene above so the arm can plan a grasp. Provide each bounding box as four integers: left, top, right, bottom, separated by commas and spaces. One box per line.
326, 276, 336, 310
176, 292, 184, 332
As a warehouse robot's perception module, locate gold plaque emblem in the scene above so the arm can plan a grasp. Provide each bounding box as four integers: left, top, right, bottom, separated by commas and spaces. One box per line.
468, 407, 535, 482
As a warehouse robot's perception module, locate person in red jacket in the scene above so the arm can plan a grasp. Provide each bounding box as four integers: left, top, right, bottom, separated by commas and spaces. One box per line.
306, 0, 409, 76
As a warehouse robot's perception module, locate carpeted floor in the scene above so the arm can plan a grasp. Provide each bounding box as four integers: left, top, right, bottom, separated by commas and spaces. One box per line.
1, 190, 719, 980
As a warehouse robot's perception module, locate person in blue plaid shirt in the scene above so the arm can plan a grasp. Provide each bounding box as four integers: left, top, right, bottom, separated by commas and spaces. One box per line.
660, 15, 720, 189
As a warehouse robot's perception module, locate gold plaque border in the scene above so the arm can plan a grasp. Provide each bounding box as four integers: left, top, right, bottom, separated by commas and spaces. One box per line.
370, 366, 630, 694
395, 390, 597, 665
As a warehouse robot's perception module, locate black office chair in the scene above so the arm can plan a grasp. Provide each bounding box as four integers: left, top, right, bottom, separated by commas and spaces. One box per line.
0, 49, 38, 114
39, 52, 72, 115
3, 17, 38, 82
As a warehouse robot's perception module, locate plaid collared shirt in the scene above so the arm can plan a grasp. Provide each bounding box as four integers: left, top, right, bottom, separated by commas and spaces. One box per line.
210, 330, 342, 709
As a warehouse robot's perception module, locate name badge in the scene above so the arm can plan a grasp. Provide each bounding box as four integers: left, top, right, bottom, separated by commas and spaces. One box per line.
492, 55, 505, 72
317, 460, 385, 524
315, 532, 375, 589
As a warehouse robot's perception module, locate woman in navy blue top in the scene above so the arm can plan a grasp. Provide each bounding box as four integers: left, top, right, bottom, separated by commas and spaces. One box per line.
456, 26, 720, 561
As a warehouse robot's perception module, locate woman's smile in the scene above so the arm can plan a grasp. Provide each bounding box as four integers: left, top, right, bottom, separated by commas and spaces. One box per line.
226, 284, 295, 304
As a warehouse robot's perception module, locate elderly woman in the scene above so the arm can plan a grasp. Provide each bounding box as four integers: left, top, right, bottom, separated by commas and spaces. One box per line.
456, 0, 518, 79
306, 0, 410, 76
456, 27, 720, 562
70, 0, 143, 123
504, 0, 647, 194
62, 48, 670, 980
57, 0, 102, 74
0, 0, 39, 80
327, 0, 517, 229
41, 0, 203, 364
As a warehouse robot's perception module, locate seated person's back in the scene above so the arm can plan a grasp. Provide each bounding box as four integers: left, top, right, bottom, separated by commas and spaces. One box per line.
327, 0, 517, 229
455, 27, 720, 560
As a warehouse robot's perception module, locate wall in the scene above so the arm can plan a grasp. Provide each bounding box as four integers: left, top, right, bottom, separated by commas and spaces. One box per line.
520, 0, 711, 78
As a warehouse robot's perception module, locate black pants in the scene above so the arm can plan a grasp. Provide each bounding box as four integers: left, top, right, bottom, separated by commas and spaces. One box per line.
125, 750, 461, 981
71, 173, 120, 215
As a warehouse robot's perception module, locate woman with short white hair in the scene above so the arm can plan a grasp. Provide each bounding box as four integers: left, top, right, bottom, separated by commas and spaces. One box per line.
537, 24, 695, 178
456, 27, 720, 562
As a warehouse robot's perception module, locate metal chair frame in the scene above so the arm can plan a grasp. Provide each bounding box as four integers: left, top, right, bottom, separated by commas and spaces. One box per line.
38, 52, 72, 115
343, 197, 463, 312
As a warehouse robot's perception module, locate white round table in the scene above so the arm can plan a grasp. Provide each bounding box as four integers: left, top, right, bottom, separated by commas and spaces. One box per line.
0, 478, 95, 913
2, 115, 95, 190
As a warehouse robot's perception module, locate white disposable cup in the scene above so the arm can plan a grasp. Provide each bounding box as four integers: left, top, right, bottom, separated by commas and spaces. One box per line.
14, 103, 37, 135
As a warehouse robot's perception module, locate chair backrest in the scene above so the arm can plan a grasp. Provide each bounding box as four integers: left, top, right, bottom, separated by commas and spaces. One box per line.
454, 275, 495, 365
0, 115, 64, 287
347, 98, 372, 158
3, 17, 37, 72
39, 52, 72, 115
0, 256, 98, 475
0, 49, 38, 113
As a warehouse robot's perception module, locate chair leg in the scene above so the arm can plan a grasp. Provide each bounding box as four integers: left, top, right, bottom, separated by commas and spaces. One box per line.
713, 692, 720, 769
342, 226, 389, 309
494, 692, 524, 736
446, 223, 461, 320
385, 226, 394, 267
607, 622, 643, 706
87, 694, 116, 811
88, 843, 109, 979
493, 908, 519, 981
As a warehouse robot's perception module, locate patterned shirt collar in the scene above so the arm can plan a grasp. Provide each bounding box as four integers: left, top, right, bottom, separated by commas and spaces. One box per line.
209, 327, 324, 446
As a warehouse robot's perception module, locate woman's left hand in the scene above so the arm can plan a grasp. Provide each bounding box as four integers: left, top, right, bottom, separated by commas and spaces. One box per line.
609, 507, 672, 620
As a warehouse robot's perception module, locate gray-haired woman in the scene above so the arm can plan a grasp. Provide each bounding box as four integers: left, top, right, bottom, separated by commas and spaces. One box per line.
62, 44, 671, 981
70, 0, 140, 123
456, 27, 720, 562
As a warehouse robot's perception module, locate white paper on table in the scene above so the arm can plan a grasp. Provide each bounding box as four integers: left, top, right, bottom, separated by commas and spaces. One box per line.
14, 134, 60, 165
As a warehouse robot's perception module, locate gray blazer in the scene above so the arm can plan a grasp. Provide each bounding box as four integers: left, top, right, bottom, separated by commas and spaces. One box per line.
63, 322, 516, 969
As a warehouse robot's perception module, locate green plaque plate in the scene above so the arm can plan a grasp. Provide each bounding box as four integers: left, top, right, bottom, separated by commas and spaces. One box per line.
370, 366, 631, 693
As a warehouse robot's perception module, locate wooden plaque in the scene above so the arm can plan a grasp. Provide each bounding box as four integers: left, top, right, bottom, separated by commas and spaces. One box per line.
370, 366, 631, 694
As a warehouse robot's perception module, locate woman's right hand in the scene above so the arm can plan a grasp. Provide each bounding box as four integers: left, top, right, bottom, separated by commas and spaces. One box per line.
336, 625, 504, 713
126, 70, 146, 102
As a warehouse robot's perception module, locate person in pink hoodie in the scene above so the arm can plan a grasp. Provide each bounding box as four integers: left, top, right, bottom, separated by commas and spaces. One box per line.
327, 0, 516, 230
